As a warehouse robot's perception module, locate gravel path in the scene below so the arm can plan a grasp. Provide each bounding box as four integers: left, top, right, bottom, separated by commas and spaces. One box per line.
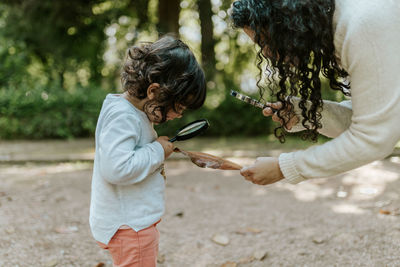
1, 156, 400, 266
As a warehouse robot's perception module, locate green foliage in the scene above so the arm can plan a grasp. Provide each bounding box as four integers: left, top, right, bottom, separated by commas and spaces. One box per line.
0, 0, 348, 140
0, 0, 146, 89
156, 79, 274, 137
0, 86, 108, 139
156, 76, 341, 138
157, 95, 274, 137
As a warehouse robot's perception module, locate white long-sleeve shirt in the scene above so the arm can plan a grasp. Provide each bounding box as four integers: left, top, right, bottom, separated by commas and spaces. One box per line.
89, 94, 165, 245
279, 0, 400, 184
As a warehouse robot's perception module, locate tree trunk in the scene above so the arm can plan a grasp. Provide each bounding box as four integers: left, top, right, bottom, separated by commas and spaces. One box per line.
157, 0, 180, 36
127, 0, 149, 30
198, 0, 216, 81
59, 69, 65, 90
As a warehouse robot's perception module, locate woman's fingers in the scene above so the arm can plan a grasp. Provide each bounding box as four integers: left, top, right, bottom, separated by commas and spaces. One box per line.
262, 101, 299, 129
264, 107, 283, 123
263, 102, 283, 117
286, 115, 299, 130
271, 114, 282, 123
268, 102, 283, 109
240, 157, 284, 186
262, 107, 274, 116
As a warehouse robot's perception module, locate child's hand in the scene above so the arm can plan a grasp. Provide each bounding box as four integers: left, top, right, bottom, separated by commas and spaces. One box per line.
156, 136, 174, 159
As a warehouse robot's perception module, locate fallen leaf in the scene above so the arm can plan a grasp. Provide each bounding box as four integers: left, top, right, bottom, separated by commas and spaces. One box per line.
312, 237, 325, 244
298, 251, 309, 256
220, 262, 237, 267
174, 147, 242, 170
239, 256, 255, 264
174, 211, 184, 218
55, 226, 78, 234
235, 227, 262, 235
5, 226, 15, 234
94, 263, 105, 267
379, 209, 391, 215
253, 250, 268, 261
379, 208, 400, 215
45, 260, 58, 267
246, 227, 262, 233
212, 234, 230, 246
157, 254, 165, 264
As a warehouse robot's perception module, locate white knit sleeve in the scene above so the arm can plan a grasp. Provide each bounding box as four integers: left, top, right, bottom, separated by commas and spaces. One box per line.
280, 7, 400, 184
98, 111, 164, 185
287, 97, 352, 138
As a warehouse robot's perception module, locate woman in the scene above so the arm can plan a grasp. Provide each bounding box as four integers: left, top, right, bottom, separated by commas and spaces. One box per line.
230, 0, 400, 185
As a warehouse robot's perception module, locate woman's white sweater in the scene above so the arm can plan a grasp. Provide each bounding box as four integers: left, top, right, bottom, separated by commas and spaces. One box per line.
279, 0, 400, 184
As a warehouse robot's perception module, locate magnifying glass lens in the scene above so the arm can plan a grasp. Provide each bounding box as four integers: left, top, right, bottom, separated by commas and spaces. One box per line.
177, 121, 207, 136
169, 119, 209, 142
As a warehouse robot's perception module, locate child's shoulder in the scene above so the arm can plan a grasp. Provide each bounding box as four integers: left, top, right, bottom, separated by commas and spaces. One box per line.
104, 94, 133, 111
101, 94, 144, 121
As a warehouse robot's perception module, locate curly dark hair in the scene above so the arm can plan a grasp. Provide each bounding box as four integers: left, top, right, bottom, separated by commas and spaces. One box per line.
230, 0, 350, 142
121, 35, 206, 124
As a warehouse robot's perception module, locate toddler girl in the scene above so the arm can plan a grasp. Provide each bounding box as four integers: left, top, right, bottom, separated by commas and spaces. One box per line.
90, 35, 206, 267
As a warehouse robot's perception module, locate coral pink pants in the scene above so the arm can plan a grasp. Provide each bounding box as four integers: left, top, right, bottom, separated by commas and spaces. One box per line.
97, 224, 159, 267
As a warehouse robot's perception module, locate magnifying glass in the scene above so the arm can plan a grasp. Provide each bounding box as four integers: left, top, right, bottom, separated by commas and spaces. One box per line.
168, 119, 209, 142
230, 90, 277, 112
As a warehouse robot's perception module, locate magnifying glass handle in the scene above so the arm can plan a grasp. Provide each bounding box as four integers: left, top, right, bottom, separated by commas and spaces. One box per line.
168, 136, 177, 142
230, 90, 278, 112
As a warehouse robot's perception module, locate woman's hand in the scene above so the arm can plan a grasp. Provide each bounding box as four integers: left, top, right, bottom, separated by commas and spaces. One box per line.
240, 157, 284, 185
156, 136, 174, 159
263, 102, 299, 130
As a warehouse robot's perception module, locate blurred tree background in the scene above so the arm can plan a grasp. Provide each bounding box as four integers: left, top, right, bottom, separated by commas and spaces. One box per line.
0, 0, 344, 139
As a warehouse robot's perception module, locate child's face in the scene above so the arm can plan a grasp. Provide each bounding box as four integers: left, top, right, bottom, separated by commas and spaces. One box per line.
147, 104, 185, 124
166, 104, 185, 121
145, 83, 186, 123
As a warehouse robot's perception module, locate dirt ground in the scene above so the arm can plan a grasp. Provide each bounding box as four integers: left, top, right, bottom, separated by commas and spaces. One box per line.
1, 156, 400, 267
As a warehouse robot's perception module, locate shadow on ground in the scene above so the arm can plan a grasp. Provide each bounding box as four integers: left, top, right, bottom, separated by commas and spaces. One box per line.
0, 155, 400, 266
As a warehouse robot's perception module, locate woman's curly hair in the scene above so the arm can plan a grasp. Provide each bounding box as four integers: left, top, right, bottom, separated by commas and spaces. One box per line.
231, 0, 350, 142
121, 35, 206, 124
